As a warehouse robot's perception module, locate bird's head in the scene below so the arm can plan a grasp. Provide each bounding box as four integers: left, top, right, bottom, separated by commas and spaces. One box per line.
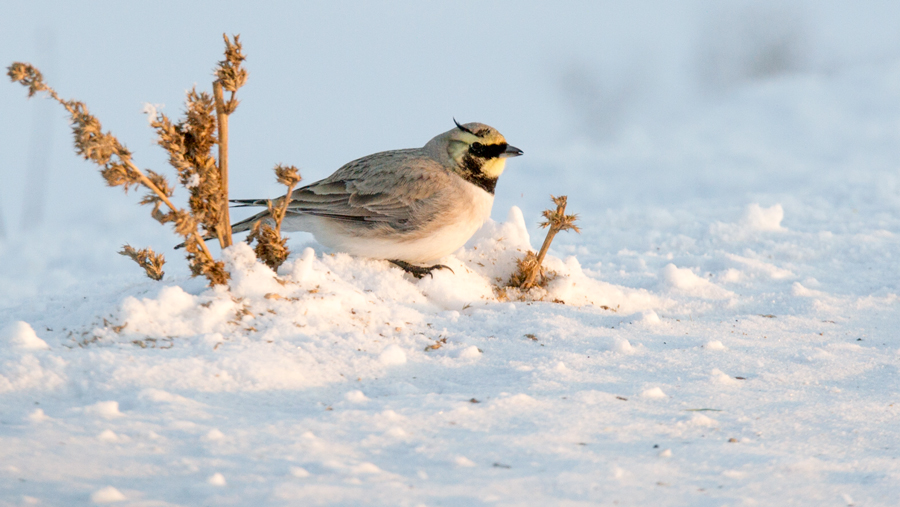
437, 120, 522, 190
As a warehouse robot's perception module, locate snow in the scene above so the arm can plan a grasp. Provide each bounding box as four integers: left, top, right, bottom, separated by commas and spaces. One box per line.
1, 321, 49, 350
89, 486, 126, 504
641, 387, 668, 399
207, 473, 227, 486
742, 203, 785, 232
289, 466, 310, 478
3, 2, 900, 506
377, 345, 408, 367
84, 401, 124, 420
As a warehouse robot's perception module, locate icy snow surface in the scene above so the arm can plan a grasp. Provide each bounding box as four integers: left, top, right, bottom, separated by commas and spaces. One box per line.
3, 2, 900, 506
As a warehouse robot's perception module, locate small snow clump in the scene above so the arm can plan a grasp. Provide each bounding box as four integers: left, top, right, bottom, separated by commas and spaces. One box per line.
90, 486, 126, 503
742, 203, 784, 231
378, 345, 407, 365
1, 321, 49, 350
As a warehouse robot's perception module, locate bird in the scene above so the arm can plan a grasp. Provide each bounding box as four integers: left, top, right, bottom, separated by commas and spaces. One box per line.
230, 120, 523, 278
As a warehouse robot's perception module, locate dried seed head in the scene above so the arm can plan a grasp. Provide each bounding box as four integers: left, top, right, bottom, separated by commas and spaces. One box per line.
100, 162, 139, 191
181, 236, 229, 285
151, 112, 193, 175
246, 163, 301, 268
170, 210, 197, 237
7, 62, 49, 97
182, 89, 217, 158
67, 102, 127, 166
216, 34, 248, 94
144, 169, 174, 197
9, 62, 131, 171
139, 169, 174, 216
274, 164, 302, 187
540, 194, 581, 233
119, 244, 165, 281
248, 220, 290, 271
151, 88, 225, 241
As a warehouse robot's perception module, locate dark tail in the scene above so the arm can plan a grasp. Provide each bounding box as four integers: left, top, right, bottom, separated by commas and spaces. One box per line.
229, 198, 273, 208
230, 209, 272, 234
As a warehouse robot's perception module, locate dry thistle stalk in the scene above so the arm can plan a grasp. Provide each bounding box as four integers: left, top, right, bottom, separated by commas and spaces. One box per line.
248, 164, 302, 270
150, 90, 226, 245
7, 60, 228, 285
119, 245, 166, 281
212, 33, 248, 248
510, 195, 580, 290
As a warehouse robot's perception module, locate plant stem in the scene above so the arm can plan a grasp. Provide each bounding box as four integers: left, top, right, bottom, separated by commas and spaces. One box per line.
212, 81, 233, 248
275, 184, 297, 237
522, 199, 568, 289
124, 158, 216, 262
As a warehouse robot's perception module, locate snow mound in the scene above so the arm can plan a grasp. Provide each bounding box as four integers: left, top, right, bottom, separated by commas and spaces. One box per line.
458, 207, 664, 312
711, 368, 741, 386
661, 264, 734, 299
344, 390, 369, 403
28, 408, 49, 423
724, 253, 794, 281
742, 203, 785, 231
9, 207, 669, 400
203, 429, 225, 441
641, 387, 667, 399
97, 429, 121, 442
1, 321, 49, 350
86, 401, 124, 419
64, 206, 662, 396
457, 345, 482, 359
378, 345, 407, 366
90, 486, 126, 503
704, 340, 726, 350
688, 414, 718, 427
289, 467, 310, 478
710, 203, 787, 241
454, 456, 476, 467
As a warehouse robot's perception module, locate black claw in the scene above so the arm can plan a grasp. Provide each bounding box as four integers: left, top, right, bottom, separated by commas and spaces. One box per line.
389, 260, 454, 279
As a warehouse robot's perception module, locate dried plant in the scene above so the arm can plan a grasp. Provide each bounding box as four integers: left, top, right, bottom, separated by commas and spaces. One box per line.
248, 164, 302, 270
212, 33, 248, 247
509, 195, 580, 290
150, 90, 225, 247
6, 34, 249, 286
119, 245, 165, 281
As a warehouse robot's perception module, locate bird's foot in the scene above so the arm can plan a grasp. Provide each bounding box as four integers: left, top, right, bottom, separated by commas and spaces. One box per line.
389, 260, 454, 279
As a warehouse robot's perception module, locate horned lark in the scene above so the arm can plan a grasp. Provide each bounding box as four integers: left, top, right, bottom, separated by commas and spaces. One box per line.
231, 120, 523, 278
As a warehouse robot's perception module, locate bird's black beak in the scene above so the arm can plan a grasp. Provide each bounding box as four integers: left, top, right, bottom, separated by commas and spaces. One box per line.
500, 144, 523, 158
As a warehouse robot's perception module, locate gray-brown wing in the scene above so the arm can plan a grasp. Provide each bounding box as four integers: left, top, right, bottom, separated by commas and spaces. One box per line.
285, 149, 453, 230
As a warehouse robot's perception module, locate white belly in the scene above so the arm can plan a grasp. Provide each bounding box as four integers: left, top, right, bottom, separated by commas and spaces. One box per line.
283, 184, 494, 264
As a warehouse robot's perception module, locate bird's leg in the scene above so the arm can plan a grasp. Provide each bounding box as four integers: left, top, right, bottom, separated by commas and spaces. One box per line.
389, 260, 454, 279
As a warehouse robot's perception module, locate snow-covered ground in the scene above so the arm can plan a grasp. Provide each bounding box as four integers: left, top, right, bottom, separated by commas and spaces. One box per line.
3, 2, 900, 506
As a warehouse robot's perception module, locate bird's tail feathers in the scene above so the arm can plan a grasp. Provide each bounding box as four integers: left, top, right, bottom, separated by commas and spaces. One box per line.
229, 198, 271, 208
231, 209, 272, 234
173, 209, 270, 249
